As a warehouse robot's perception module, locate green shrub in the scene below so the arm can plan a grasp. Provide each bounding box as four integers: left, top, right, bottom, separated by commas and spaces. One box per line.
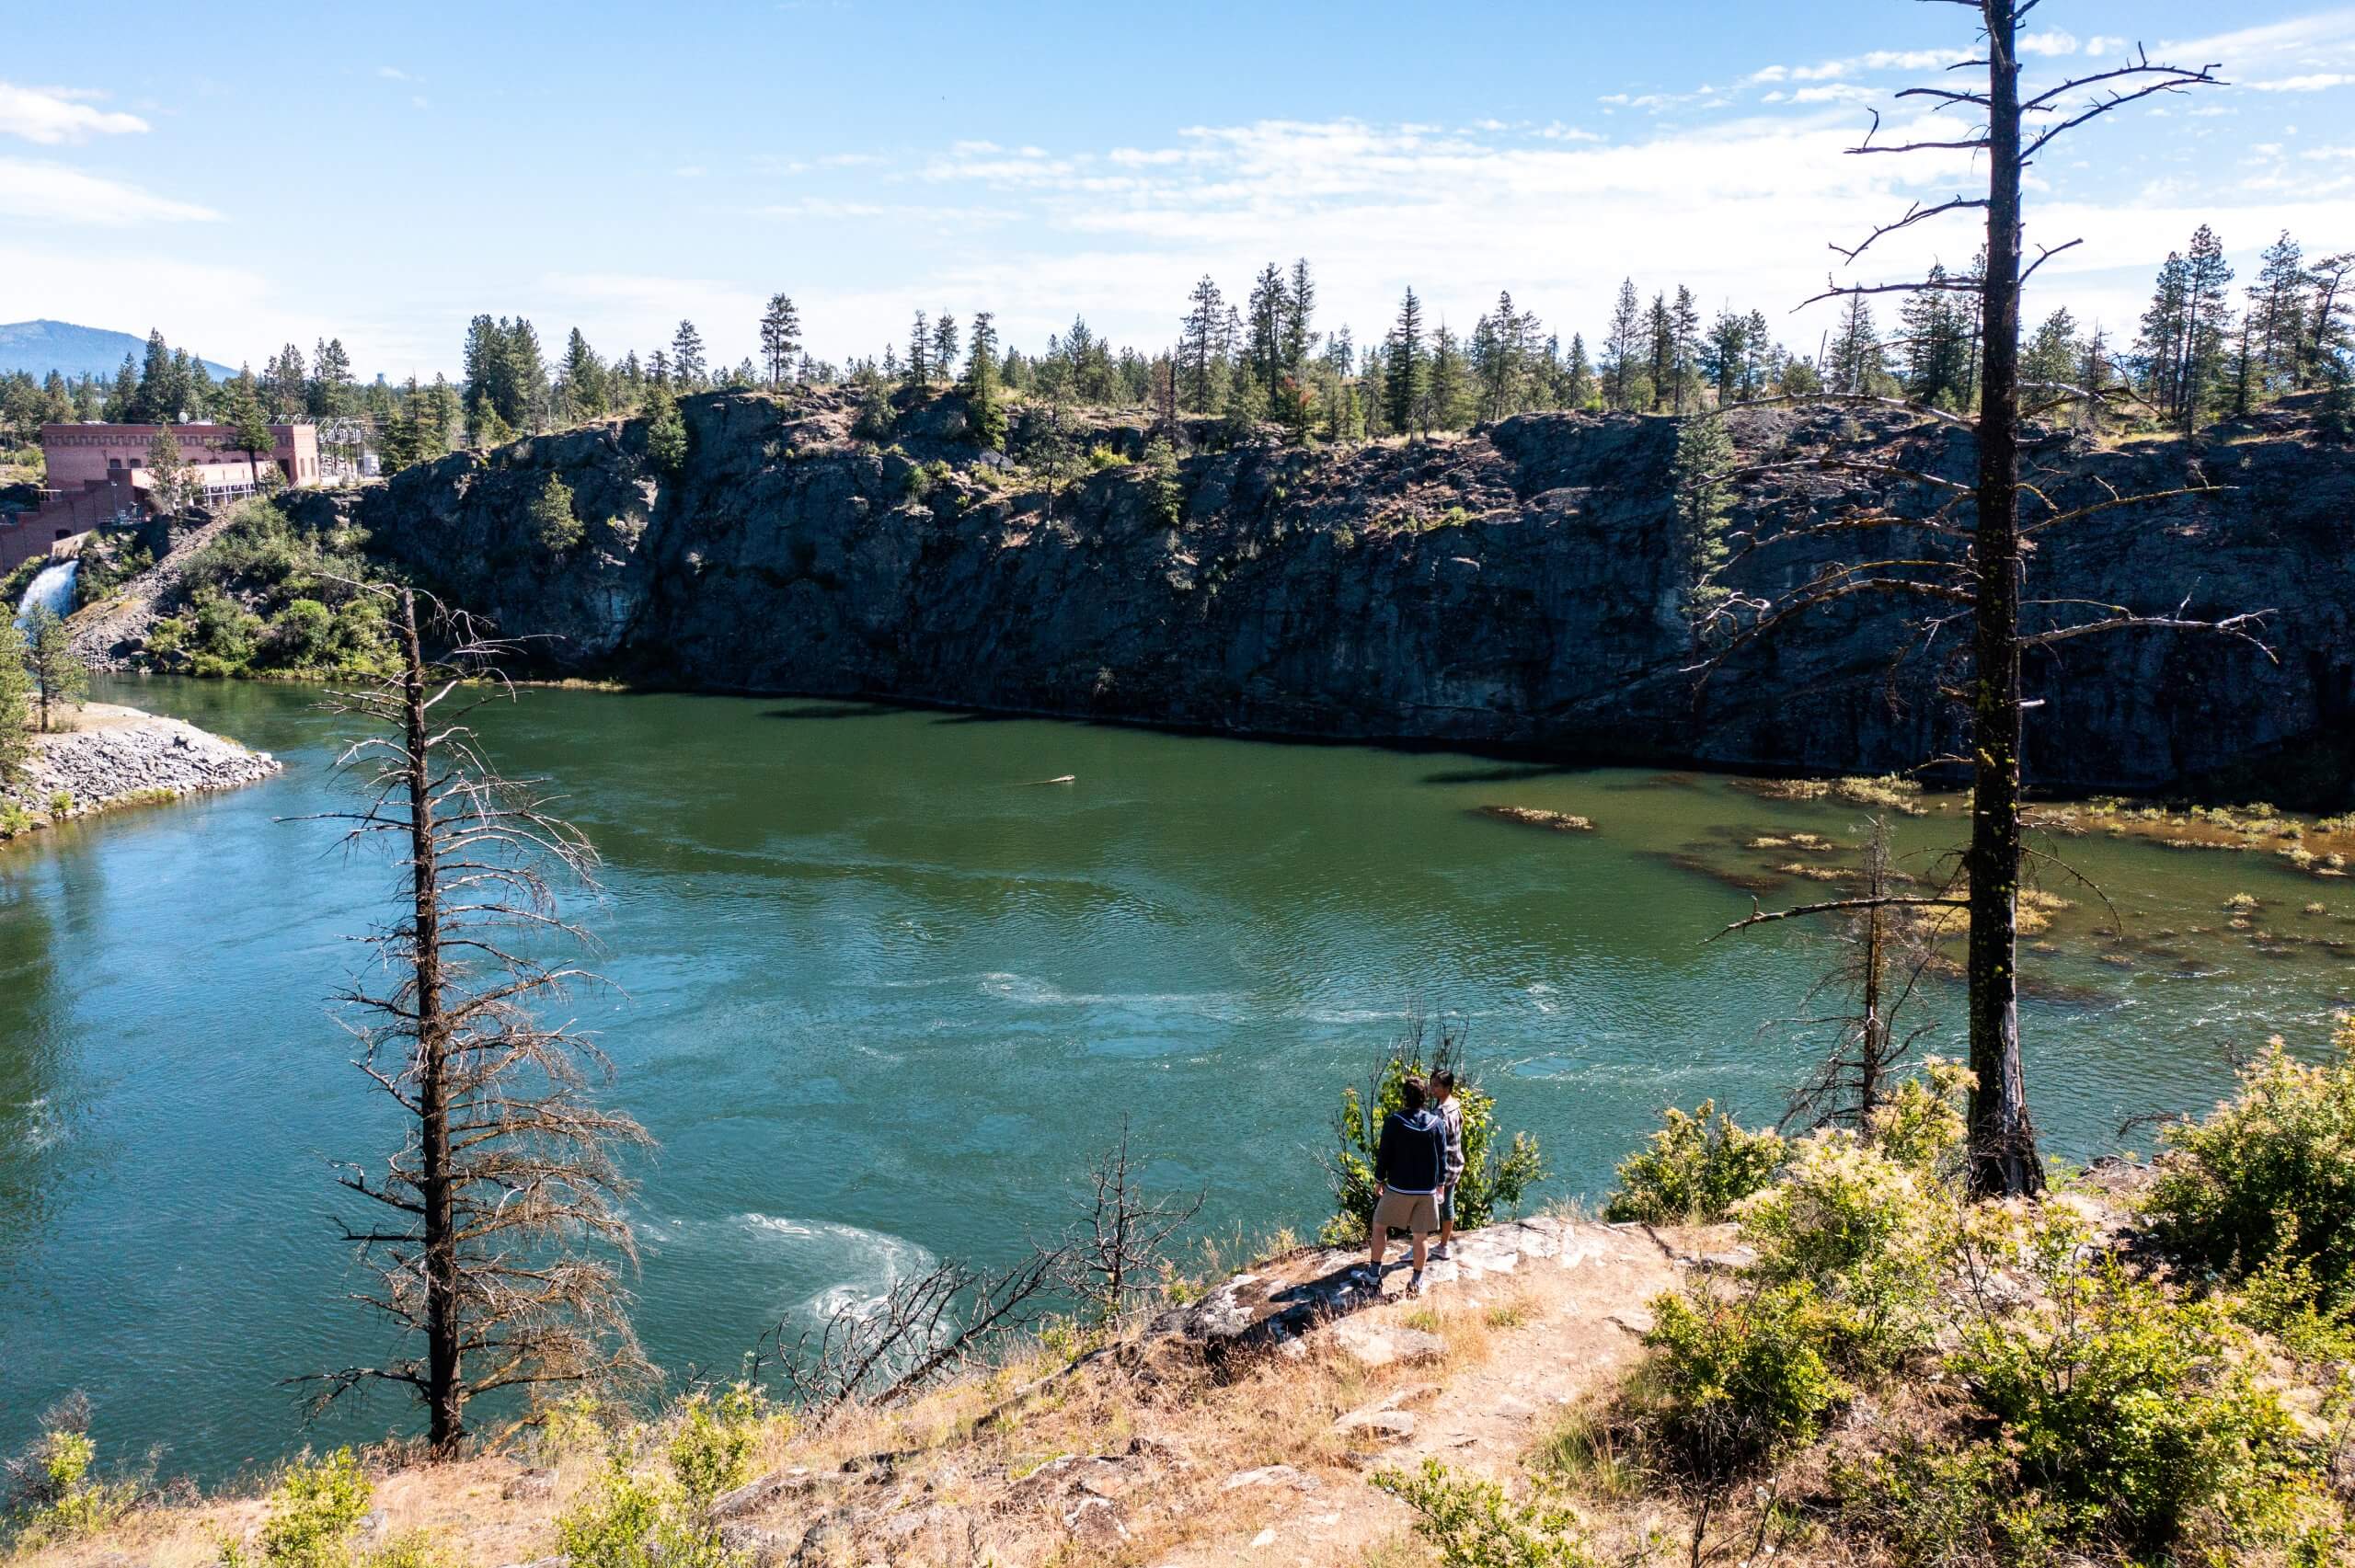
1829, 1438, 2071, 1568
46, 790, 71, 816
1370, 1459, 1598, 1568
1086, 443, 1125, 471
4, 1402, 142, 1547
666, 1385, 766, 1508
1141, 437, 1185, 526
1862, 1057, 1972, 1174
1603, 1102, 1784, 1224
224, 1448, 373, 1568
1641, 1279, 1850, 1478
1736, 1130, 1950, 1371
556, 1448, 741, 1568
267, 598, 336, 668
556, 1454, 666, 1568
2145, 1017, 2355, 1305
0, 803, 35, 838
1951, 1214, 2325, 1557
1323, 1026, 1545, 1243
531, 473, 584, 554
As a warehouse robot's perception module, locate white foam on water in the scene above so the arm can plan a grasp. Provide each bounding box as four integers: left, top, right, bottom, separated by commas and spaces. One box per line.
977, 971, 1245, 1015
735, 1213, 938, 1321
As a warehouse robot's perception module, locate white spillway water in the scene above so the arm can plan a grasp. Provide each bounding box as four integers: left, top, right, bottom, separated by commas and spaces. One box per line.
14, 559, 77, 628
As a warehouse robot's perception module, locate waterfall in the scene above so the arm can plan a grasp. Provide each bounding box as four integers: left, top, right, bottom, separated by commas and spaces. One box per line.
14, 559, 78, 629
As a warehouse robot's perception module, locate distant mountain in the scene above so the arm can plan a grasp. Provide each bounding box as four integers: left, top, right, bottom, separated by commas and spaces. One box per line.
0, 320, 237, 383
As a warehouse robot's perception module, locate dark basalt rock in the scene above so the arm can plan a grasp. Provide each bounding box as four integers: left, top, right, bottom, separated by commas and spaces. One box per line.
286, 389, 2355, 802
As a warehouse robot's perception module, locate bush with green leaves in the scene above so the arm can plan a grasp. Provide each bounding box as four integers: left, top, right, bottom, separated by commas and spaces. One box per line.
221, 1448, 373, 1568
666, 1385, 767, 1508
1323, 1024, 1545, 1244
3, 1401, 143, 1548
1736, 1129, 1952, 1372
2144, 1016, 2355, 1305
1140, 437, 1185, 526
1371, 1459, 1598, 1568
557, 1388, 775, 1568
1640, 1278, 1851, 1480
154, 498, 396, 678
1602, 1101, 1784, 1224
1949, 1210, 2332, 1560
531, 473, 585, 554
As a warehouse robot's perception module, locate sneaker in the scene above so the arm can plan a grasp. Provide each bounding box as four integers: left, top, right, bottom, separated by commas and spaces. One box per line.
1428, 1243, 1452, 1262
1408, 1271, 1427, 1296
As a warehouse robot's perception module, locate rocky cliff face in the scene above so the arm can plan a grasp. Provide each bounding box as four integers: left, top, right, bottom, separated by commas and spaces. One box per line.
285, 389, 2355, 800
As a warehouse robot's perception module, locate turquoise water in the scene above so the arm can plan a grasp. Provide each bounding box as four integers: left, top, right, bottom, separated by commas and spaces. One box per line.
2, 676, 2349, 1480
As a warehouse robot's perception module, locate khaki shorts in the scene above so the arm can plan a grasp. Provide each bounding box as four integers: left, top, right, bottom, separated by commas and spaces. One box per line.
1372, 1189, 1438, 1237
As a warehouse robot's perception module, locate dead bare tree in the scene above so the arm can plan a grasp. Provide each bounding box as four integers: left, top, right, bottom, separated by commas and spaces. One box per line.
752, 1245, 1068, 1416
1066, 1116, 1204, 1323
295, 585, 651, 1454
1776, 818, 1947, 1135
1695, 5, 2266, 1196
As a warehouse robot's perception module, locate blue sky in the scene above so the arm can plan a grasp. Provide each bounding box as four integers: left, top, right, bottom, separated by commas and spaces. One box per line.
5, 2, 2353, 381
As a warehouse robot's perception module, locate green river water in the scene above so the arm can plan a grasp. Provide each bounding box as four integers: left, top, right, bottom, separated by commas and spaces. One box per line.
2, 676, 2349, 1479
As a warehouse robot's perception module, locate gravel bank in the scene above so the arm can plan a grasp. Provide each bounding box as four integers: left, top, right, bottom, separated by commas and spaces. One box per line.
5, 702, 281, 828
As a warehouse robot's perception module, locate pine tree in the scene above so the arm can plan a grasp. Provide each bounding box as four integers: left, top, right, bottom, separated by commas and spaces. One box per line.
145, 423, 191, 518
0, 615, 31, 787
1565, 334, 1596, 409
559, 329, 605, 421
1669, 286, 1702, 413
21, 604, 87, 733
2249, 231, 2307, 395
930, 312, 959, 389
131, 329, 186, 424
1645, 292, 1674, 411
2137, 250, 2190, 421
1281, 259, 1316, 380
1180, 276, 1225, 413
1703, 310, 1748, 406
1384, 288, 1426, 435
1670, 411, 1736, 588
1424, 323, 1465, 431
312, 338, 354, 418
1828, 295, 1883, 395
906, 310, 931, 388
1603, 280, 1645, 412
669, 320, 706, 390
2021, 308, 2080, 406
2176, 223, 2234, 433
1901, 267, 1972, 409
961, 313, 1006, 451
530, 473, 583, 553
1246, 263, 1287, 397
642, 383, 687, 473
758, 294, 803, 389
2304, 253, 2354, 388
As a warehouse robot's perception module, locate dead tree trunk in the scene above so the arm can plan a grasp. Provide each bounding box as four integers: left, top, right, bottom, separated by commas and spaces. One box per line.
299, 586, 650, 1455
395, 589, 465, 1448
1962, 8, 2041, 1197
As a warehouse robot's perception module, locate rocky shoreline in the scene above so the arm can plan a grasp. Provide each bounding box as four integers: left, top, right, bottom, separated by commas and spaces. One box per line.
3, 703, 281, 836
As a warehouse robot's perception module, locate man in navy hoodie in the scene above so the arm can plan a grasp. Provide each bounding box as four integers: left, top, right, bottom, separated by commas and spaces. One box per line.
1368, 1075, 1448, 1295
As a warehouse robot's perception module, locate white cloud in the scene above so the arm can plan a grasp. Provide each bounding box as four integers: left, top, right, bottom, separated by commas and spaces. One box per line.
375, 65, 412, 82
0, 156, 219, 224
2020, 30, 2079, 57
2250, 73, 2353, 92
1752, 48, 1970, 86
0, 82, 147, 144
2084, 35, 2123, 58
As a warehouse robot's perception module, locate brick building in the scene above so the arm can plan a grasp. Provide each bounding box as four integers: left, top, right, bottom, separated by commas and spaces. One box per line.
0, 421, 323, 572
